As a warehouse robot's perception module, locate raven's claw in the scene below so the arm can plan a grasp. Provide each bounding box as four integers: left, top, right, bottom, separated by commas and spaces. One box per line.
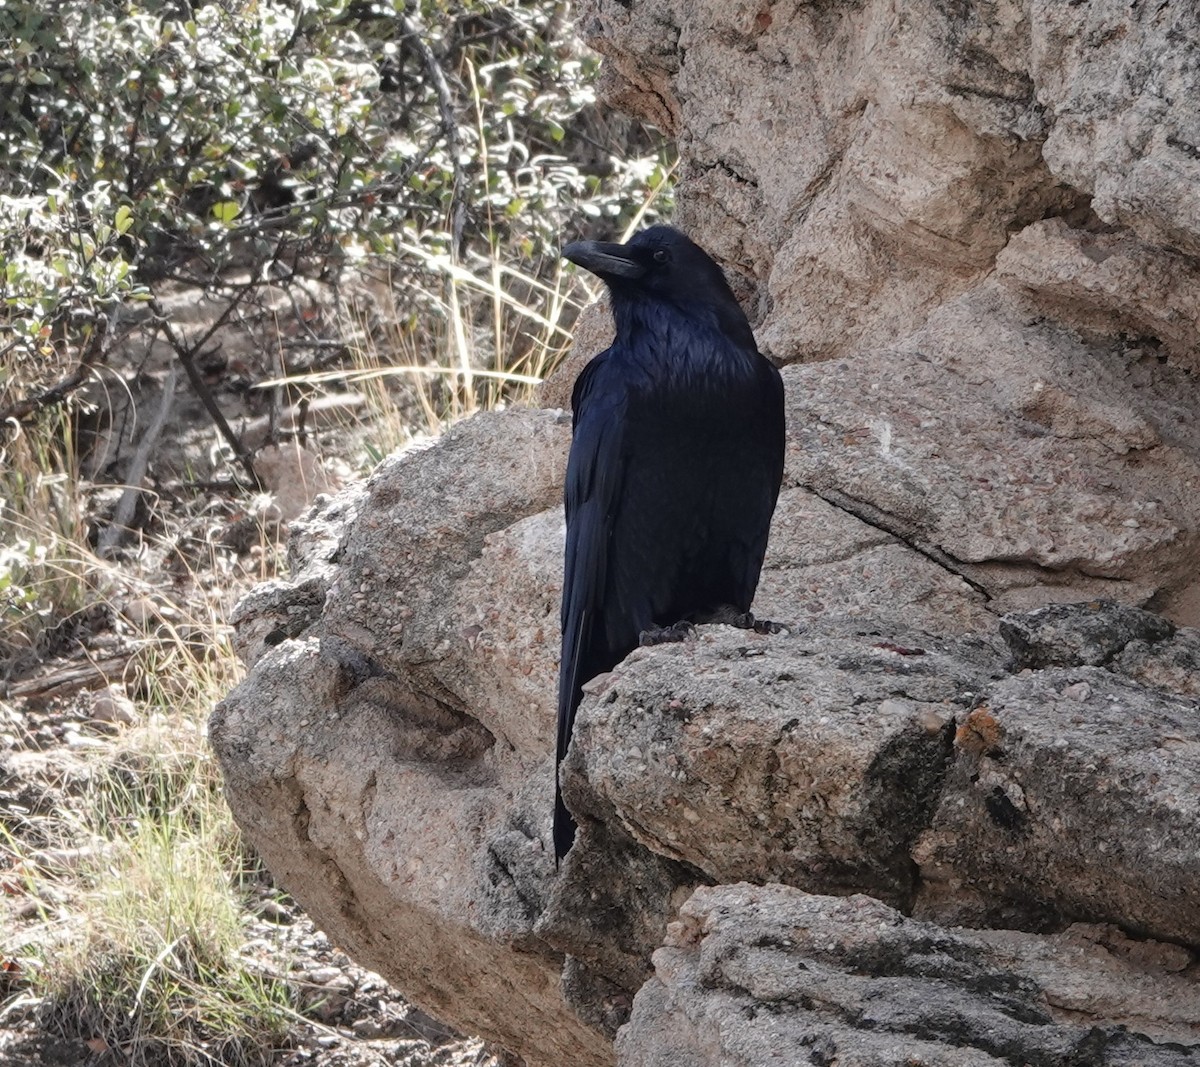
639, 620, 697, 646
734, 611, 788, 635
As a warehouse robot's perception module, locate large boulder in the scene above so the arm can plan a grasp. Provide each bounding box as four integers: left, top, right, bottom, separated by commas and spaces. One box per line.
214, 2, 1200, 1064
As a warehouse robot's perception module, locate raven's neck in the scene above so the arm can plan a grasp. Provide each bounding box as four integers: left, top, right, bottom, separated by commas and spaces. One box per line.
612, 292, 757, 358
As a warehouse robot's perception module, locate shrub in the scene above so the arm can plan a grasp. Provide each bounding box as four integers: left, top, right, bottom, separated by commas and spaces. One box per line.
0, 0, 672, 425
0, 0, 672, 670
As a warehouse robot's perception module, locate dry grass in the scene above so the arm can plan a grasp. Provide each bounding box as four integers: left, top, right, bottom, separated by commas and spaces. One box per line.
0, 224, 594, 1064
0, 233, 594, 1065
1, 611, 300, 1067
263, 239, 598, 470
263, 150, 675, 465
0, 411, 95, 678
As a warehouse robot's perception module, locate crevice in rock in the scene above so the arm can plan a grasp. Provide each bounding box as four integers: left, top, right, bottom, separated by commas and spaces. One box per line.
695, 155, 760, 191
898, 1016, 1130, 1067
538, 815, 707, 1000
361, 770, 377, 824
861, 712, 958, 911
799, 480, 1162, 606
458, 505, 559, 570
998, 600, 1176, 671
945, 77, 1035, 108
485, 838, 543, 926
291, 790, 312, 841
1036, 191, 1107, 232
760, 534, 894, 571
798, 482, 994, 601
721, 931, 1183, 1067
560, 956, 634, 1039
782, 125, 858, 233
322, 634, 390, 691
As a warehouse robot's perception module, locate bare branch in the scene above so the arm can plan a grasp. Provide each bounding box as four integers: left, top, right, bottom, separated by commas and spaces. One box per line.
97, 361, 177, 557
0, 307, 117, 426
401, 14, 467, 258
151, 298, 264, 490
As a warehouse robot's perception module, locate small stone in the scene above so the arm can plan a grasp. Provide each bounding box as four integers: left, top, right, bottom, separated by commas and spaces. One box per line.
31, 845, 100, 872
918, 708, 948, 734
90, 685, 137, 725
256, 898, 294, 924
307, 966, 343, 984
122, 597, 160, 626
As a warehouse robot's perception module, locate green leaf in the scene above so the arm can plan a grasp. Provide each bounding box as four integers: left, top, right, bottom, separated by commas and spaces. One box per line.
114, 204, 134, 234
210, 200, 241, 225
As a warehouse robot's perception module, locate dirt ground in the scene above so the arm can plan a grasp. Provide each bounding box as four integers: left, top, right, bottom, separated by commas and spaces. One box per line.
0, 698, 506, 1067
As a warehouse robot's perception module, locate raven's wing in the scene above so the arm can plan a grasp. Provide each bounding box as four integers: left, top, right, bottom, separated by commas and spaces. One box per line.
554, 351, 629, 860
729, 356, 786, 603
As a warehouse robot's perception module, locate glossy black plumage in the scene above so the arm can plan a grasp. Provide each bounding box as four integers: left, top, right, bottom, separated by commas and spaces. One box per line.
554, 225, 785, 861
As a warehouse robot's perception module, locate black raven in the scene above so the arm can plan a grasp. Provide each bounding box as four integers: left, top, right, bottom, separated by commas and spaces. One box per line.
554, 225, 785, 861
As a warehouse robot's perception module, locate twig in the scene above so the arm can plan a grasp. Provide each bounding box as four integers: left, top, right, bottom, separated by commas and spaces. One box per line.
0, 361, 93, 425
279, 338, 348, 349
97, 362, 177, 557
151, 298, 263, 489
130, 936, 184, 1018
0, 307, 117, 425
401, 13, 467, 258
7, 652, 133, 704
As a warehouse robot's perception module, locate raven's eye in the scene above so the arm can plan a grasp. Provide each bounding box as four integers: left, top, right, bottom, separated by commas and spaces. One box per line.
653, 248, 669, 264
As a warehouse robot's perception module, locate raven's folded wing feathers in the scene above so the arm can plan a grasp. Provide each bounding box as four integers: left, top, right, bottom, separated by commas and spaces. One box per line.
554, 352, 627, 859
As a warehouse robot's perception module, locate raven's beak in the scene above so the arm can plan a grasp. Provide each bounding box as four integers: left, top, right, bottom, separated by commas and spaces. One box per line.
562, 240, 646, 280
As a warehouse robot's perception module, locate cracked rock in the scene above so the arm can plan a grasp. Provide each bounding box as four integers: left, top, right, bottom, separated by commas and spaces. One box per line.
616, 884, 1200, 1067
913, 661, 1200, 944
562, 623, 1002, 908
999, 600, 1177, 670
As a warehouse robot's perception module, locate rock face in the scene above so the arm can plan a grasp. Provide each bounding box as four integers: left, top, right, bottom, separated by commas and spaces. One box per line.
213, 3, 1200, 1066
619, 884, 1200, 1067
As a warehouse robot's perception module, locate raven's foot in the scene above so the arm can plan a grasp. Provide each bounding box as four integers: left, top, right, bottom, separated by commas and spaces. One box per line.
736, 611, 788, 635
639, 620, 696, 646
698, 605, 789, 634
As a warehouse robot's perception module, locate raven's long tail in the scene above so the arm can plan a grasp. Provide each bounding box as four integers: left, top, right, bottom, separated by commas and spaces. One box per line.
553, 781, 577, 864
554, 604, 589, 864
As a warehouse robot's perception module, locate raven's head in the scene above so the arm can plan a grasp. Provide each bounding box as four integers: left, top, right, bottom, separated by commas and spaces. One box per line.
563, 225, 754, 347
